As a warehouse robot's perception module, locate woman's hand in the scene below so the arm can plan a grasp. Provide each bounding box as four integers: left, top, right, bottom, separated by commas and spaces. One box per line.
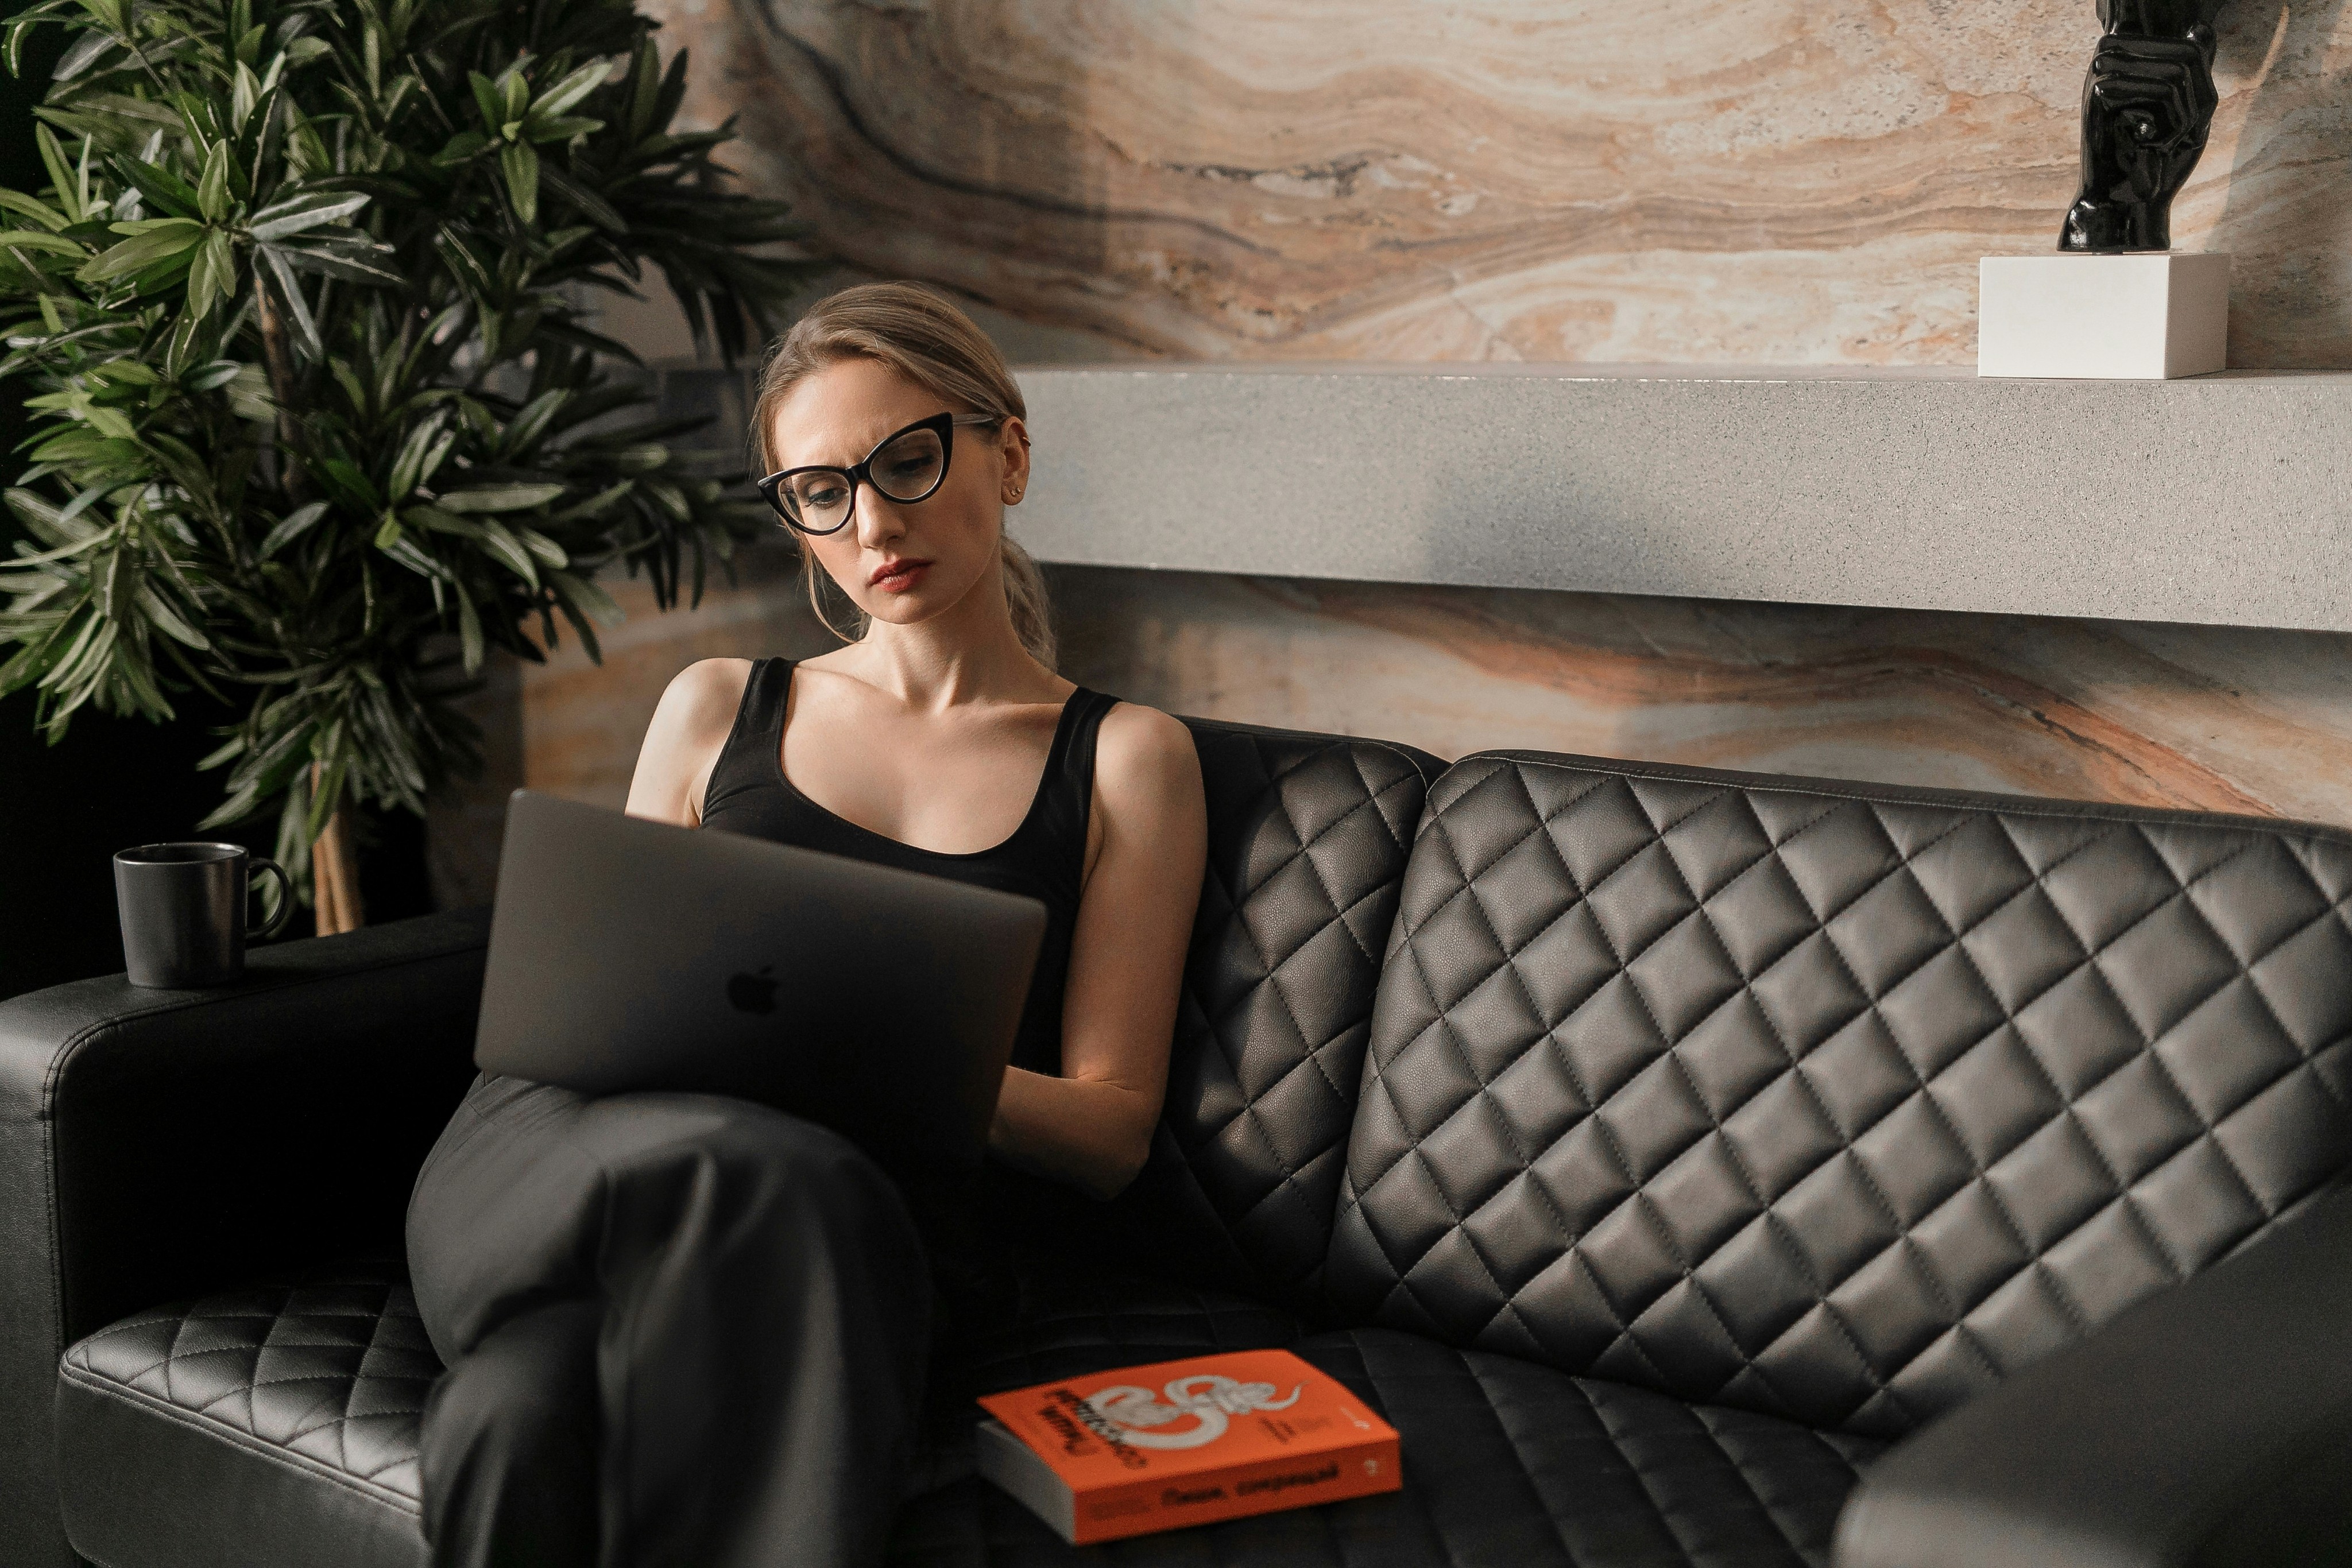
987, 703, 1207, 1199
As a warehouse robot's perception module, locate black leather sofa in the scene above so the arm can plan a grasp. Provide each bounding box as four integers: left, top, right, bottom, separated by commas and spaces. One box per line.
6, 719, 2351, 1568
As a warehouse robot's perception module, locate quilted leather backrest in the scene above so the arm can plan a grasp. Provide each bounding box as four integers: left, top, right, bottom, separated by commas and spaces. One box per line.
1113, 718, 1442, 1307
1328, 752, 2352, 1438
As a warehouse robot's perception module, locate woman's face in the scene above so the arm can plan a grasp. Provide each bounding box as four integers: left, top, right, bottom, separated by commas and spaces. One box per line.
765, 355, 1029, 632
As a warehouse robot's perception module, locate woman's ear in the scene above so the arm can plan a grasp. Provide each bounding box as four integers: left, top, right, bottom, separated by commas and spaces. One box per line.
1000, 416, 1031, 505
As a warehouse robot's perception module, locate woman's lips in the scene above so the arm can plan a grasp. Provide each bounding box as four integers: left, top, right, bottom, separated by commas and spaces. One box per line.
869, 558, 932, 593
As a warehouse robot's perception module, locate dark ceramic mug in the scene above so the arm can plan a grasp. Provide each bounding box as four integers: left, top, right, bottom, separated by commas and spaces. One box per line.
114, 842, 295, 988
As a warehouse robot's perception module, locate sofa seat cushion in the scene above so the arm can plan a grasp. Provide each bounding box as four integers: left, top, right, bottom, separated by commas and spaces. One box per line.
889, 1326, 1885, 1567
55, 1275, 432, 1568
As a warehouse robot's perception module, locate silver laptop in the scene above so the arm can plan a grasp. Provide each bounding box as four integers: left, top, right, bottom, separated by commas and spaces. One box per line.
474, 790, 1047, 1167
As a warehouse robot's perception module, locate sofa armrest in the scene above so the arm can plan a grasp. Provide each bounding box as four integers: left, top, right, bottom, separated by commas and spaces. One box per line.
0, 906, 488, 1568
1835, 1186, 2352, 1568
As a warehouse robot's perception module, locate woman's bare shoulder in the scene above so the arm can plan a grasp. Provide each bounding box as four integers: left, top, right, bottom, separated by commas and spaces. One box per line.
1093, 701, 1201, 801
627, 659, 757, 823
653, 657, 756, 737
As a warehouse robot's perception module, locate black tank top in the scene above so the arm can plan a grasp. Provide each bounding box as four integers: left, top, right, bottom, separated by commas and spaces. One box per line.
699, 656, 1118, 1077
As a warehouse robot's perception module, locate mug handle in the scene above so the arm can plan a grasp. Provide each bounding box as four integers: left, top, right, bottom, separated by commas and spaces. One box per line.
249, 857, 295, 940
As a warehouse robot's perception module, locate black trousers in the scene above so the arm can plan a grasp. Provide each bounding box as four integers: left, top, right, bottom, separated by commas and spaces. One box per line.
405, 1074, 933, 1568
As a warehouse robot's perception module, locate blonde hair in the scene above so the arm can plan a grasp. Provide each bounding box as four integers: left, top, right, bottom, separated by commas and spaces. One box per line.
752, 282, 1055, 669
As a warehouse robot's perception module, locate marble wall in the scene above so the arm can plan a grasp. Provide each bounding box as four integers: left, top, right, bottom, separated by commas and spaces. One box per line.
430, 551, 2352, 911
423, 0, 2352, 897
663, 0, 2352, 367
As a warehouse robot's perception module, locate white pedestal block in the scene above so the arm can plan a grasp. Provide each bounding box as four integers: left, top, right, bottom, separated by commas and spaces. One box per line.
1978, 253, 2230, 380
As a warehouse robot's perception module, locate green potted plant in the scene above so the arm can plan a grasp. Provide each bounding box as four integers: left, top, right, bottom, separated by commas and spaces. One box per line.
0, 0, 811, 929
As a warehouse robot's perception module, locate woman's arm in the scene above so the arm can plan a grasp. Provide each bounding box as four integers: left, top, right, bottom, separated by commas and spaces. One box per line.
988, 704, 1207, 1199
624, 658, 752, 826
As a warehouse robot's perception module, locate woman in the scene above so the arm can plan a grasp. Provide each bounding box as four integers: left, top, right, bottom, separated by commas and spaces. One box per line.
405, 282, 1209, 1568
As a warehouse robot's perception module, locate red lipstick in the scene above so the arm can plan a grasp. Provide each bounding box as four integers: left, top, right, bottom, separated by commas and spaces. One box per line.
869, 556, 932, 593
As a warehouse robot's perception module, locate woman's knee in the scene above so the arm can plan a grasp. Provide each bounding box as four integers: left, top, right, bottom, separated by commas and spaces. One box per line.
420, 1300, 601, 1559
584, 1093, 916, 1242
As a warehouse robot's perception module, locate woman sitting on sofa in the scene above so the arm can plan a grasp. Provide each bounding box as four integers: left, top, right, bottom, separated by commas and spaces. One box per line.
404, 282, 1209, 1567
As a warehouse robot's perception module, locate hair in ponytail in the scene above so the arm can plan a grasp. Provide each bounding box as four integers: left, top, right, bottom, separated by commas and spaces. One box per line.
751, 282, 1056, 669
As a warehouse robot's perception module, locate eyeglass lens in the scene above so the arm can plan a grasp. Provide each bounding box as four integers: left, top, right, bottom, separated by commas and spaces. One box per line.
779, 425, 949, 531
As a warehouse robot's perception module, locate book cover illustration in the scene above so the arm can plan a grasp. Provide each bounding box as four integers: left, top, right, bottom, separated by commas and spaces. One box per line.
974, 1349, 1402, 1544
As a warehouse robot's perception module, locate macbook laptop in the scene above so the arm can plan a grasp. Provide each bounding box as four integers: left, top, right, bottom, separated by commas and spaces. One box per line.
474, 790, 1047, 1167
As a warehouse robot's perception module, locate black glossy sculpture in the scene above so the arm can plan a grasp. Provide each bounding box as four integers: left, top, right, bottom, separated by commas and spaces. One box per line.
2060, 0, 2227, 251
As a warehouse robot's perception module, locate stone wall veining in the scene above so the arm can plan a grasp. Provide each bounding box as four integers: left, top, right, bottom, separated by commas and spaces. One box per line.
423, 1, 2352, 895
665, 0, 2352, 366
427, 555, 2352, 908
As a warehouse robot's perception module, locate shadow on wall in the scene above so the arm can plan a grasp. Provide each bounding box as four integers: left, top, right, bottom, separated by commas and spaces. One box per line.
2212, 0, 2352, 365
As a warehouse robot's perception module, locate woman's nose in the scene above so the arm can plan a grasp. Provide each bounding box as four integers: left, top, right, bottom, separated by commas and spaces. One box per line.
853, 485, 906, 549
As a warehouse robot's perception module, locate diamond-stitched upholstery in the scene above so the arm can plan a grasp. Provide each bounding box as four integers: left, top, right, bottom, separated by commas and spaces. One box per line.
60, 1276, 435, 1507
1117, 720, 1442, 1303
892, 1326, 1882, 1567
39, 741, 2352, 1566
1329, 753, 2352, 1438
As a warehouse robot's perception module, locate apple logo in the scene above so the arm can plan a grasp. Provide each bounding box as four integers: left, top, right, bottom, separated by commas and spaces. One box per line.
726, 964, 779, 1016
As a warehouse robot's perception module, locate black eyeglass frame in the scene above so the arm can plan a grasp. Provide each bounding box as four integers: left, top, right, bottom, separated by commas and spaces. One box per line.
755, 411, 1003, 535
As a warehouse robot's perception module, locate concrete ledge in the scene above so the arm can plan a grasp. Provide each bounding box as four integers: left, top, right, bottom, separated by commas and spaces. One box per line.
1006, 364, 2352, 633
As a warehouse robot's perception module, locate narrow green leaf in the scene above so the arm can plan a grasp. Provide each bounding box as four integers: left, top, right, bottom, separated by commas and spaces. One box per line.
318, 456, 381, 509
136, 583, 208, 648
246, 189, 370, 241
257, 500, 327, 558
499, 139, 539, 224
77, 220, 201, 283
0, 230, 83, 255
433, 226, 494, 301
0, 190, 69, 231
536, 164, 625, 233
386, 416, 444, 499
34, 126, 79, 222
226, 363, 275, 423
514, 526, 568, 569
532, 57, 612, 122
626, 37, 660, 140
70, 0, 123, 38
272, 231, 401, 285
373, 513, 403, 549
330, 357, 368, 415
83, 404, 136, 439
105, 154, 202, 220
231, 60, 261, 133
52, 28, 114, 81
469, 71, 503, 130
434, 129, 489, 165
500, 69, 530, 126
454, 581, 483, 672
185, 228, 234, 316
436, 482, 564, 513
523, 114, 604, 145
475, 518, 538, 585
501, 388, 568, 455
550, 570, 622, 629
197, 142, 231, 220
403, 504, 480, 537
255, 244, 324, 361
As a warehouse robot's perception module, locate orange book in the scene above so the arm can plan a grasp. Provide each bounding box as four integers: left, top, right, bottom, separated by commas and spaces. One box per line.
973, 1349, 1402, 1544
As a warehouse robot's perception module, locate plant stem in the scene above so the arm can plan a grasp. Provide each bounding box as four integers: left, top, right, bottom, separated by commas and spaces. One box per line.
309, 759, 365, 934
254, 277, 307, 499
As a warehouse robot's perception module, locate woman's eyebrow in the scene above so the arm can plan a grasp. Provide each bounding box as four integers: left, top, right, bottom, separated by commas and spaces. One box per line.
771, 421, 911, 471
